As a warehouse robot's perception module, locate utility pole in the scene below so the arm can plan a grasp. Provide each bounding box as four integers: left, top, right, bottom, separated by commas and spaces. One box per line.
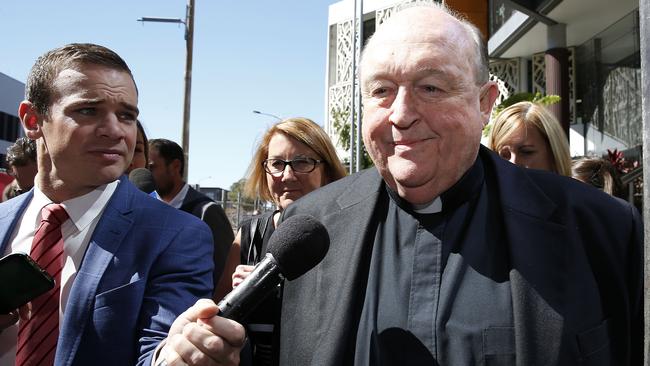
349, 0, 358, 174
138, 0, 195, 181
355, 0, 364, 172
182, 0, 195, 182
640, 0, 649, 363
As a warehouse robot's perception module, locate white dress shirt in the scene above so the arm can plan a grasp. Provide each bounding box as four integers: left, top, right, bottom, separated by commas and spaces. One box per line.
0, 181, 118, 365
153, 183, 189, 209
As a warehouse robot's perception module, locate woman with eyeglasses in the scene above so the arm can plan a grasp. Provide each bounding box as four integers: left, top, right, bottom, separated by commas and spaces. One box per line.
214, 117, 346, 366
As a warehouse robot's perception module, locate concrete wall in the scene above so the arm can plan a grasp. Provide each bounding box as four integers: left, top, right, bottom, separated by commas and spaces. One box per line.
0, 72, 24, 117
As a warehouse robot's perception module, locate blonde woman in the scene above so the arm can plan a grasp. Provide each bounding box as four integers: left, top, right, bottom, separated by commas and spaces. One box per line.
488, 101, 572, 176
214, 117, 346, 366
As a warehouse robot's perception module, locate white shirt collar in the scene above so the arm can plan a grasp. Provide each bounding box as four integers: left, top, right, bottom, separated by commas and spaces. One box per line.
412, 196, 443, 214
32, 180, 120, 232
155, 183, 189, 209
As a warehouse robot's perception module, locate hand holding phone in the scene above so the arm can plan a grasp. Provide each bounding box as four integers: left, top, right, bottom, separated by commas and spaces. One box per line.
0, 253, 55, 314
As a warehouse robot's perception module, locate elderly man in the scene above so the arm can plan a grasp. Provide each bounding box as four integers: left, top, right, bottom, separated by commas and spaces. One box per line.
279, 4, 642, 366
0, 43, 243, 366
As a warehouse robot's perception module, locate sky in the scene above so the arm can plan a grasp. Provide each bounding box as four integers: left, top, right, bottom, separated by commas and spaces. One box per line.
0, 0, 337, 190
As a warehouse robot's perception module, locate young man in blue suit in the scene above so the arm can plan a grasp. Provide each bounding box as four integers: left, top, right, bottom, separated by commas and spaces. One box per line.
0, 43, 243, 365
279, 4, 643, 365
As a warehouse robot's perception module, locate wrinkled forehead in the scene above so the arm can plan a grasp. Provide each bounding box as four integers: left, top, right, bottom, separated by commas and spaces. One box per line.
361, 7, 473, 69
50, 64, 138, 101
372, 7, 466, 44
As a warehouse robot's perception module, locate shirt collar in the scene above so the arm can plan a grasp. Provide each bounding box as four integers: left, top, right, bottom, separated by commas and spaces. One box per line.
160, 183, 189, 209
33, 180, 120, 232
386, 156, 484, 215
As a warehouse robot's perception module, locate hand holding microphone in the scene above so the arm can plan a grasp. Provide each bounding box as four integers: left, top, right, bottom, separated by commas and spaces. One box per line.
159, 214, 329, 365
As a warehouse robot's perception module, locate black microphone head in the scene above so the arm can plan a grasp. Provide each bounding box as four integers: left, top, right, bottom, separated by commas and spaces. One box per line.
128, 168, 156, 194
267, 214, 329, 281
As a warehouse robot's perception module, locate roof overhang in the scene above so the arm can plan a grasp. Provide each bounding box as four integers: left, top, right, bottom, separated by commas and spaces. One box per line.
489, 0, 639, 59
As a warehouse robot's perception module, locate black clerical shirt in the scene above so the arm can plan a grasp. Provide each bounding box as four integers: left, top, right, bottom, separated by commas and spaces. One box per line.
354, 157, 516, 365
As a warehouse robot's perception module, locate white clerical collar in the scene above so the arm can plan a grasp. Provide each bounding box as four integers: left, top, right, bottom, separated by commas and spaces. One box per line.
412, 196, 442, 214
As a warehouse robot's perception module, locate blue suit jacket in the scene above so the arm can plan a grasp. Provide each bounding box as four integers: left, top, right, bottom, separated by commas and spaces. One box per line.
0, 176, 215, 366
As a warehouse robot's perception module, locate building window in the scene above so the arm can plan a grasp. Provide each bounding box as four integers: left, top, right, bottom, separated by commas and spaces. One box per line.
576, 9, 641, 148
1, 111, 21, 142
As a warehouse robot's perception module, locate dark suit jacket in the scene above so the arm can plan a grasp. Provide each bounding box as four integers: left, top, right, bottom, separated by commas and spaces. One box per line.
180, 186, 234, 284
279, 147, 642, 366
0, 176, 214, 366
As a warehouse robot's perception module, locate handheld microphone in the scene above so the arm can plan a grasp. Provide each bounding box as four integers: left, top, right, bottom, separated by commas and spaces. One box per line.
217, 214, 329, 321
128, 168, 156, 194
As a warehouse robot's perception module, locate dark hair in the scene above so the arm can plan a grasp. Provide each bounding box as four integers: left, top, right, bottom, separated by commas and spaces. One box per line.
149, 138, 184, 176
6, 137, 37, 167
26, 43, 136, 115
136, 119, 149, 163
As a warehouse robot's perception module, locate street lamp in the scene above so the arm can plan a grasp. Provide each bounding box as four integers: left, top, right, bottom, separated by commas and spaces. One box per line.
252, 110, 282, 121
138, 0, 195, 181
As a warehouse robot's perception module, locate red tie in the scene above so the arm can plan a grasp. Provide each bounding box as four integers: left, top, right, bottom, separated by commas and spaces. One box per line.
16, 203, 69, 366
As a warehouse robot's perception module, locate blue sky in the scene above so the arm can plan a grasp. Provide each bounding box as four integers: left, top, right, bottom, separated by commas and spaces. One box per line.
0, 0, 336, 190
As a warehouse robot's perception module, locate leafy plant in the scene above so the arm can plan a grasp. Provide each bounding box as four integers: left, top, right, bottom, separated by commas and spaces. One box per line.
606, 148, 638, 175
331, 107, 373, 170
484, 92, 561, 137
228, 178, 255, 205
492, 92, 561, 116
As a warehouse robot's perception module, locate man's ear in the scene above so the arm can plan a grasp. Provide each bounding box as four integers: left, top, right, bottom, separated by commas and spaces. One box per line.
171, 159, 182, 176
18, 101, 43, 140
479, 82, 500, 125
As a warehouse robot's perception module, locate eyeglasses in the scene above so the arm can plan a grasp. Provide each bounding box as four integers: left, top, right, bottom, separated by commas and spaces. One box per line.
263, 157, 322, 176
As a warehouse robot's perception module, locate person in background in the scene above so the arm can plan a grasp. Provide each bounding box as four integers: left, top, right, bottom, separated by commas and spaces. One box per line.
488, 101, 572, 176
214, 117, 347, 366
0, 43, 243, 366
5, 137, 38, 196
278, 4, 642, 365
2, 180, 20, 201
148, 138, 234, 284
0, 169, 14, 202
126, 119, 149, 173
572, 156, 625, 198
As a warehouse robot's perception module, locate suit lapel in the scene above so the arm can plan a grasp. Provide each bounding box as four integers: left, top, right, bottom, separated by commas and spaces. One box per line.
311, 169, 385, 364
0, 192, 33, 254
179, 186, 193, 210
56, 177, 135, 366
485, 150, 567, 365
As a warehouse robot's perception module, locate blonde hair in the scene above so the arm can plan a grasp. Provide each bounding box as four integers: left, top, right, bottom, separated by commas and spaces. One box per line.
572, 157, 624, 198
244, 117, 347, 203
488, 101, 572, 176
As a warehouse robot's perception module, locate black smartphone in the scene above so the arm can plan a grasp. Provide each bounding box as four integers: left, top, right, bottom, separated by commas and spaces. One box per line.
0, 253, 55, 314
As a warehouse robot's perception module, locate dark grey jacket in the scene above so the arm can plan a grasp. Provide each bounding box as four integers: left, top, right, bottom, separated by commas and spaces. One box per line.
180, 186, 234, 284
280, 147, 642, 366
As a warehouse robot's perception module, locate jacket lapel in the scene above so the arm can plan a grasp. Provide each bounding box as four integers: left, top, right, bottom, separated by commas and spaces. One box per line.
311, 169, 385, 364
0, 192, 33, 254
485, 150, 567, 366
56, 177, 135, 366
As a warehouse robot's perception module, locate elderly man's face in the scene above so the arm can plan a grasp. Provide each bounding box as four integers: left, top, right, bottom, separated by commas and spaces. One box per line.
361, 8, 497, 204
